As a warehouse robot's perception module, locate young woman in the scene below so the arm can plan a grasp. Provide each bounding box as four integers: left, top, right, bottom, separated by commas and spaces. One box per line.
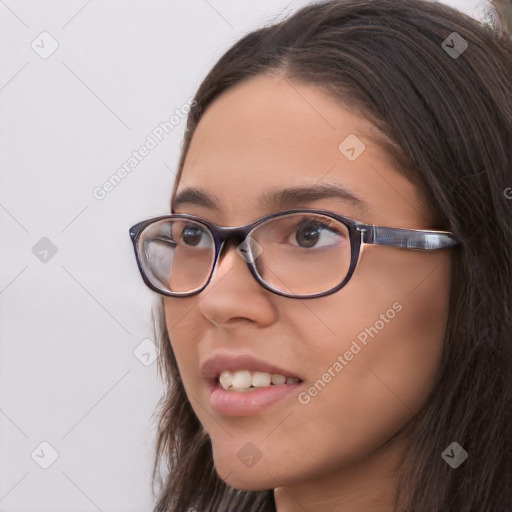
129, 0, 512, 510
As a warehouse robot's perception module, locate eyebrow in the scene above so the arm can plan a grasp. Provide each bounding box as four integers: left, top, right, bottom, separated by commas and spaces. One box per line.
172, 183, 369, 213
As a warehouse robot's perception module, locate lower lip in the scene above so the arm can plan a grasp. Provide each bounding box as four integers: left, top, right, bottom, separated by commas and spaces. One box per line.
209, 381, 302, 416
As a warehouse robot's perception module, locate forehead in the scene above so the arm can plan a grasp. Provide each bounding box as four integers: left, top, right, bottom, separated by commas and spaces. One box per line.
174, 74, 428, 226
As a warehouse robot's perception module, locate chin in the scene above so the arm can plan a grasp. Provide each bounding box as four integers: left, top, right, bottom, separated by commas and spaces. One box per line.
211, 448, 277, 490
213, 448, 312, 492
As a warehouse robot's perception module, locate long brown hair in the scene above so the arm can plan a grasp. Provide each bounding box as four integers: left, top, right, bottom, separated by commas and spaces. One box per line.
149, 1, 512, 510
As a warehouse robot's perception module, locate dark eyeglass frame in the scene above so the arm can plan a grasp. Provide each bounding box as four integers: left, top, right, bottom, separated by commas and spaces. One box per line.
129, 208, 461, 299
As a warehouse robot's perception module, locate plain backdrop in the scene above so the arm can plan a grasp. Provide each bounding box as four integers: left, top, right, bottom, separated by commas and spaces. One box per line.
0, 0, 491, 510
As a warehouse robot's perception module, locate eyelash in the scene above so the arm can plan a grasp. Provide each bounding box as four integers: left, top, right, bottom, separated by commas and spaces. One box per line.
297, 215, 342, 232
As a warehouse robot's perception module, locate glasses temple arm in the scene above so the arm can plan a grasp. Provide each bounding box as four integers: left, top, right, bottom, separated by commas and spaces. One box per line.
359, 225, 461, 250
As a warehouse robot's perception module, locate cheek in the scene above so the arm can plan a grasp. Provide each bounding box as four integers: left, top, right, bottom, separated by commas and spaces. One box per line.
305, 248, 450, 400
292, 246, 451, 382
163, 298, 202, 388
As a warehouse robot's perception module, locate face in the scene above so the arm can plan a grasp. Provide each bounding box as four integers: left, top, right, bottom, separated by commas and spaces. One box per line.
164, 74, 452, 492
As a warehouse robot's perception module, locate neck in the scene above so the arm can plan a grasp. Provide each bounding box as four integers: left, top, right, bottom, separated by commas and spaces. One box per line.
274, 434, 407, 512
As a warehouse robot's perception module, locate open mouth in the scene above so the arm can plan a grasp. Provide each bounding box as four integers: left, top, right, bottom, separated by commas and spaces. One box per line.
202, 352, 305, 414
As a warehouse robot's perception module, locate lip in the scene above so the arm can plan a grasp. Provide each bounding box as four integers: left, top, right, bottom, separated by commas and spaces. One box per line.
201, 351, 304, 417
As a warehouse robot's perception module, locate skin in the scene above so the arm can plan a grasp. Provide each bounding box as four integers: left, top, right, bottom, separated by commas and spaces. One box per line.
163, 74, 452, 512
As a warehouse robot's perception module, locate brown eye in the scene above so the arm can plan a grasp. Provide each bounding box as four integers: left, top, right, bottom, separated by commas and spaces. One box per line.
293, 219, 343, 249
181, 224, 207, 246
295, 221, 321, 248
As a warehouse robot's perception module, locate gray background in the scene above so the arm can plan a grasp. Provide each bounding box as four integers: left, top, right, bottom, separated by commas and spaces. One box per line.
0, 0, 489, 510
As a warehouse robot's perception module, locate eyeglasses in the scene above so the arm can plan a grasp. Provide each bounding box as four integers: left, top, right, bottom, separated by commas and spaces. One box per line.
128, 208, 461, 299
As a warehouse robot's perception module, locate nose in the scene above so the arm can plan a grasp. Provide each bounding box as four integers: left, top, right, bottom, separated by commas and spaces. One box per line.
196, 239, 278, 328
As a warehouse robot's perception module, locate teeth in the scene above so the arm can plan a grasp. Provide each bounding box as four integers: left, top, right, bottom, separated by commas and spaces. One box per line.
271, 373, 286, 385
232, 370, 252, 389
218, 370, 300, 391
252, 371, 271, 387
219, 370, 233, 389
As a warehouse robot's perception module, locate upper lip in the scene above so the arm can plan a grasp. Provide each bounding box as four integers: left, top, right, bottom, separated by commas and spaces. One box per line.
201, 351, 302, 382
